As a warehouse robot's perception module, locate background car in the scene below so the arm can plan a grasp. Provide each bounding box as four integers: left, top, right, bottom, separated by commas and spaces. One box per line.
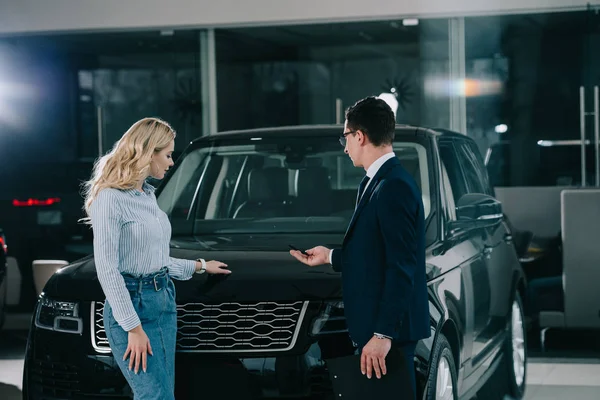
23, 126, 527, 400
0, 161, 94, 311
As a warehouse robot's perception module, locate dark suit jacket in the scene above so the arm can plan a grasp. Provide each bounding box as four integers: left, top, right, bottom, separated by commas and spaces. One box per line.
331, 157, 430, 347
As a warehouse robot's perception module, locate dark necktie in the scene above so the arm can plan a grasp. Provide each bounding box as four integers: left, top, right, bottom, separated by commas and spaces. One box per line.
356, 175, 371, 206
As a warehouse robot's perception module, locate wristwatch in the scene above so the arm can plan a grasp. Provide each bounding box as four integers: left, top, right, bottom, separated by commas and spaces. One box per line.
374, 333, 391, 340
195, 258, 207, 274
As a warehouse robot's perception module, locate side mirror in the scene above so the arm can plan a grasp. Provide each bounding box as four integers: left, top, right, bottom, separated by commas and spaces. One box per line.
450, 193, 503, 231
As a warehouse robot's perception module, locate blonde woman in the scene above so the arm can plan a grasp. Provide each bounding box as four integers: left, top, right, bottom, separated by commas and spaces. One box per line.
83, 117, 231, 399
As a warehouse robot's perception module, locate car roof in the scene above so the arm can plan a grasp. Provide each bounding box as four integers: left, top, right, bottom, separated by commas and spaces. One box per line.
190, 124, 468, 145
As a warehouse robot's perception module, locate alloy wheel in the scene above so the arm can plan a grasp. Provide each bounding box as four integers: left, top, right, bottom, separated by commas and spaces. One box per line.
435, 355, 455, 400
512, 300, 526, 387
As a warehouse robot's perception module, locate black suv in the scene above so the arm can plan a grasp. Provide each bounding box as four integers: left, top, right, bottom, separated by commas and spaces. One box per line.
23, 126, 527, 400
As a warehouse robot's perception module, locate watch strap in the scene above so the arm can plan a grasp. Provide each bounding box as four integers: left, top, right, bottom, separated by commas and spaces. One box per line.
374, 333, 392, 340
195, 258, 207, 274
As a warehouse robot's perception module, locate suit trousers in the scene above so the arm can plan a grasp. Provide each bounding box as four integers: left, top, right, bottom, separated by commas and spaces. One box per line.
355, 340, 417, 399
397, 341, 417, 399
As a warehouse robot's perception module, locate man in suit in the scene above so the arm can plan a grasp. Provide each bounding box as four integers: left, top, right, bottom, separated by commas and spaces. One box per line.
290, 96, 430, 397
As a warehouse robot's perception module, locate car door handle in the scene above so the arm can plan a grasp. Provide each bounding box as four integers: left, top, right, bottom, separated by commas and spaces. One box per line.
483, 246, 493, 258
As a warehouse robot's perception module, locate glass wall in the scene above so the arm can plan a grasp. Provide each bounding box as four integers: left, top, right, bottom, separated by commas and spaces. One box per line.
0, 31, 205, 162
0, 38, 75, 166
215, 19, 452, 131
465, 10, 600, 187
8, 10, 600, 189
69, 30, 203, 159
1, 19, 459, 166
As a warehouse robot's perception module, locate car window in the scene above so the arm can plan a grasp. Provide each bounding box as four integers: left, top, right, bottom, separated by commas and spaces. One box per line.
456, 141, 489, 195
440, 162, 457, 221
469, 141, 493, 195
438, 141, 468, 205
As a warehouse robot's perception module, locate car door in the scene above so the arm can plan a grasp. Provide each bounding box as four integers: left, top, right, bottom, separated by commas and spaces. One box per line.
463, 140, 516, 346
438, 139, 489, 379
454, 139, 509, 374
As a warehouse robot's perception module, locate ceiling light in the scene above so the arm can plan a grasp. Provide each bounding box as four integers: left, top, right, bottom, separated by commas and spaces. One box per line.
495, 124, 508, 134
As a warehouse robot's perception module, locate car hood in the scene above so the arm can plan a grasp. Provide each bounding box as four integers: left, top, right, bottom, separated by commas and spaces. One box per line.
44, 234, 344, 302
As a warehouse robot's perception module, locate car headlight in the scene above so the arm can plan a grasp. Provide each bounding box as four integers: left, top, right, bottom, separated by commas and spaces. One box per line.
310, 300, 347, 336
35, 295, 82, 334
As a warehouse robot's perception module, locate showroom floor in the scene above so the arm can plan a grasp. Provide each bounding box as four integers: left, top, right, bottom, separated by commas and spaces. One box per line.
2, 313, 600, 400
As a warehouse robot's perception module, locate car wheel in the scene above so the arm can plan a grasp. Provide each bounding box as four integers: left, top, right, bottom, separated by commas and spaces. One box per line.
426, 334, 458, 400
506, 293, 527, 398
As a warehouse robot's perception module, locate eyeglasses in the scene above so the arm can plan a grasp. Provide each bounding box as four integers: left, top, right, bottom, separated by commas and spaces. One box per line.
339, 130, 357, 147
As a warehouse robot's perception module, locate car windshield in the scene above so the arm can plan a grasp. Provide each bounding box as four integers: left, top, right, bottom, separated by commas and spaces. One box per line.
157, 133, 433, 237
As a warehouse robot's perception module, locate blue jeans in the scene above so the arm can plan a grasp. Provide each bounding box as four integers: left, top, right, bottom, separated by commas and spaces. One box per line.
103, 267, 177, 400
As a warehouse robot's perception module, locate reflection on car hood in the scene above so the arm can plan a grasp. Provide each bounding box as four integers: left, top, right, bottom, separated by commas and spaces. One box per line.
44, 234, 344, 302
170, 233, 343, 252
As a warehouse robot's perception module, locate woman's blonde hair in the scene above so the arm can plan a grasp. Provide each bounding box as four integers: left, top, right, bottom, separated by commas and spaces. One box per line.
82, 117, 176, 220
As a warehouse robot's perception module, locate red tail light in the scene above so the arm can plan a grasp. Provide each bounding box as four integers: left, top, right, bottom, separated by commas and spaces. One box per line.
0, 236, 6, 255
12, 197, 61, 207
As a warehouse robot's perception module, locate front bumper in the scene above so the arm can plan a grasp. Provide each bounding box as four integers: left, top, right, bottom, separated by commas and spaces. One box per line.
24, 301, 355, 400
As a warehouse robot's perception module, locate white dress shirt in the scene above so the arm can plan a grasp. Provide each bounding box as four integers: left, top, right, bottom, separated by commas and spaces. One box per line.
361, 152, 396, 195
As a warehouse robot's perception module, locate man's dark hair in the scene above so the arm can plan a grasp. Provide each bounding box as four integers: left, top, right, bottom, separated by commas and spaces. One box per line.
345, 96, 395, 146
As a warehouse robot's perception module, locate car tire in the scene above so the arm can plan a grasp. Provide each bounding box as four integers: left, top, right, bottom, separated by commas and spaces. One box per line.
505, 292, 527, 399
426, 333, 458, 400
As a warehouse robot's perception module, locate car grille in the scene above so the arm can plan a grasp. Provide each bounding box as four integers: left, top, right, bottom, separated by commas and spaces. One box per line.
29, 359, 80, 398
91, 301, 110, 353
92, 300, 308, 353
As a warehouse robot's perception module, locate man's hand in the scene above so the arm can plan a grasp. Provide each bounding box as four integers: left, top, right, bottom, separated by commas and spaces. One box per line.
361, 335, 392, 379
289, 246, 330, 266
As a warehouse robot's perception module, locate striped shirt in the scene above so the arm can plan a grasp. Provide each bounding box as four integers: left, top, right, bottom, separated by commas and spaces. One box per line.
89, 181, 196, 331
